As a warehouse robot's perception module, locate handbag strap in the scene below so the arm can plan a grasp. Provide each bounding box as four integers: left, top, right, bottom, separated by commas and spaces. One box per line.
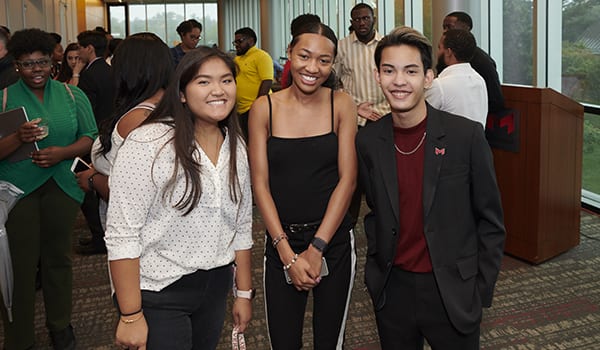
1, 83, 73, 112
63, 82, 75, 101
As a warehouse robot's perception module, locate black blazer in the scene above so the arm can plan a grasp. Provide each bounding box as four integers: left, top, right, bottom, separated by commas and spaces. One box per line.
78, 58, 114, 125
471, 47, 505, 113
356, 104, 506, 334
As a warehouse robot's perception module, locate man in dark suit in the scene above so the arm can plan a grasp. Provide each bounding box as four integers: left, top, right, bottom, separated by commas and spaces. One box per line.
77, 30, 113, 124
437, 11, 505, 113
356, 26, 505, 349
76, 30, 114, 254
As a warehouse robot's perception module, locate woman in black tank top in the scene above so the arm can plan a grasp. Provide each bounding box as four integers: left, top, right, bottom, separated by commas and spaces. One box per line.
249, 22, 358, 349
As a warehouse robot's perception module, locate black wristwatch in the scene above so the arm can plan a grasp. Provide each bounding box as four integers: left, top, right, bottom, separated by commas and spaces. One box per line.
88, 172, 101, 192
311, 237, 328, 253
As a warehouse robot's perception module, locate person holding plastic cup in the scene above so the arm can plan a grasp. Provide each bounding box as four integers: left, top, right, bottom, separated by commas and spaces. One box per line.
0, 28, 97, 350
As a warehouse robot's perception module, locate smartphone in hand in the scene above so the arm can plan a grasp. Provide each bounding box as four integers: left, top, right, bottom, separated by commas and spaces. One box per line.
320, 257, 329, 277
284, 257, 329, 284
70, 156, 91, 173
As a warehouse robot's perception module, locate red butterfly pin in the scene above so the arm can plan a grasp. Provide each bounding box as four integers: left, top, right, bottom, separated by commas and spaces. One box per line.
435, 147, 445, 155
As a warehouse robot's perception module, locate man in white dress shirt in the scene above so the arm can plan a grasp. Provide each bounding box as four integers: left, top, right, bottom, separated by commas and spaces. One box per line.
426, 29, 487, 127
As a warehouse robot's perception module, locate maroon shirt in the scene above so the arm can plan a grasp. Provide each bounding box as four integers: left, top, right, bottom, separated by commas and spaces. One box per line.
392, 118, 433, 272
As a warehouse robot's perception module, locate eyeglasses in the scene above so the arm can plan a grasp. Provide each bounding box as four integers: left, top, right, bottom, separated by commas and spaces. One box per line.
351, 16, 372, 23
232, 37, 248, 46
16, 58, 52, 70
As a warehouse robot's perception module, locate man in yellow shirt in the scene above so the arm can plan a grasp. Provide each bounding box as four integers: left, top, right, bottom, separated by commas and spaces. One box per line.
233, 27, 273, 140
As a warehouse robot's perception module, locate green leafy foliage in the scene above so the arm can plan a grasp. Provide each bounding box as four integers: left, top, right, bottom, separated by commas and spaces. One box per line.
503, 0, 534, 85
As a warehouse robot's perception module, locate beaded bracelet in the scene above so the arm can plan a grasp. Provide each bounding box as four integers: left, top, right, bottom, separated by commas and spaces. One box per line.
272, 233, 288, 248
283, 253, 299, 271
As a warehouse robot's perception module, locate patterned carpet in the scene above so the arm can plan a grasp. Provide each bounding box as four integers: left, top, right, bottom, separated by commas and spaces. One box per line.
1, 207, 600, 349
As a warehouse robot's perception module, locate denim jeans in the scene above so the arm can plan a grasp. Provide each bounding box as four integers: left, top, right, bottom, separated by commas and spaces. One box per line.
141, 264, 233, 350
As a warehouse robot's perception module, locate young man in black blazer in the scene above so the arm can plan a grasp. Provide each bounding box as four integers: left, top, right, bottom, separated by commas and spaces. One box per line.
77, 30, 114, 125
356, 26, 505, 349
76, 30, 114, 255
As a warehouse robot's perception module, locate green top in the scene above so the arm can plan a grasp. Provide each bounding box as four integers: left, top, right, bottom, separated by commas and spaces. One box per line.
0, 79, 98, 203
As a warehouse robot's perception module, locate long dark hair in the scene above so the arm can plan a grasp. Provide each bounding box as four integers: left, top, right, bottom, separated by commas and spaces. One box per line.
288, 22, 338, 89
145, 46, 242, 215
97, 33, 173, 156
56, 43, 79, 83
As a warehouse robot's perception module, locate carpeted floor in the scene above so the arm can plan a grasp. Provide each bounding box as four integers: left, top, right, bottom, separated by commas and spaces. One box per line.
1, 207, 600, 349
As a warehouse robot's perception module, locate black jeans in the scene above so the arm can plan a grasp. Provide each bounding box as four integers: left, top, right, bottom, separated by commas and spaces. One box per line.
140, 265, 233, 350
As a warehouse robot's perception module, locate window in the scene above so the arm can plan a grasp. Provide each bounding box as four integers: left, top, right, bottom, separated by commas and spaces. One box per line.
117, 1, 217, 48
107, 4, 127, 39
503, 0, 534, 85
562, 0, 600, 106
562, 0, 600, 204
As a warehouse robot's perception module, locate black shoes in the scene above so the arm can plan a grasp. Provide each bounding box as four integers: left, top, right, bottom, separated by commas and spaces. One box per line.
50, 324, 76, 350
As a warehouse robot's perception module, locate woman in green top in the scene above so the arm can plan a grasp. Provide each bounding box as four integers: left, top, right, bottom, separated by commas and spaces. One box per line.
0, 29, 97, 350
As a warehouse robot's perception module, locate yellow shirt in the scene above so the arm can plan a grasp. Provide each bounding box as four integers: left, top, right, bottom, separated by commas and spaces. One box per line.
234, 46, 273, 114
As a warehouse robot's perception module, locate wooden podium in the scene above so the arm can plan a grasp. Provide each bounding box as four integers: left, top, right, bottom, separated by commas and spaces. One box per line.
486, 86, 584, 264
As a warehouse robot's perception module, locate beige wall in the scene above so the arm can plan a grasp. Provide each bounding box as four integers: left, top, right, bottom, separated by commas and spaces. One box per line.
83, 0, 105, 32
0, 0, 81, 45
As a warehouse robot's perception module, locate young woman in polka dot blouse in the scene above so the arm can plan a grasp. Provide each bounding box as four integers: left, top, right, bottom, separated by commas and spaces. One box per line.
104, 47, 253, 350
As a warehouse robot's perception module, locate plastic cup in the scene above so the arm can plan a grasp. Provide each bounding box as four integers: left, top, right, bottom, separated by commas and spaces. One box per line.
37, 120, 49, 140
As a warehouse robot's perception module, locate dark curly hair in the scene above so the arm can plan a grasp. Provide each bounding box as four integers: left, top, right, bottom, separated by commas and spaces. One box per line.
7, 28, 55, 60
442, 29, 476, 62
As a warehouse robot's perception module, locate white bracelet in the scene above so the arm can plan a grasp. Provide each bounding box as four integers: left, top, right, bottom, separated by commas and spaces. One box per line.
283, 253, 298, 271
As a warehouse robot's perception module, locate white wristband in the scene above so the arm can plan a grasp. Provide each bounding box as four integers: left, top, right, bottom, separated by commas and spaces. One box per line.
234, 289, 255, 300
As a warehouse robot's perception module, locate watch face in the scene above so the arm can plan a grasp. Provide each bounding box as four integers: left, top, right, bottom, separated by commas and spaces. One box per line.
311, 237, 327, 252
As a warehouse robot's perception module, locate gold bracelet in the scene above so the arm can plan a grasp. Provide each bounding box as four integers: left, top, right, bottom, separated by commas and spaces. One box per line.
120, 312, 144, 324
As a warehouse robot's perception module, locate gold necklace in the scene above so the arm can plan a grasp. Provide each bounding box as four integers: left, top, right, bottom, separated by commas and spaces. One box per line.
394, 132, 427, 155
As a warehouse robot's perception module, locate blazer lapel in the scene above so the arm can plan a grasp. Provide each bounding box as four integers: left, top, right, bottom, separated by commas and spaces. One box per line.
423, 105, 447, 222
377, 116, 401, 226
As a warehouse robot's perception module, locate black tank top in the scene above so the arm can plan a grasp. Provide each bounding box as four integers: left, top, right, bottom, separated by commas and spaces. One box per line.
266, 90, 346, 226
